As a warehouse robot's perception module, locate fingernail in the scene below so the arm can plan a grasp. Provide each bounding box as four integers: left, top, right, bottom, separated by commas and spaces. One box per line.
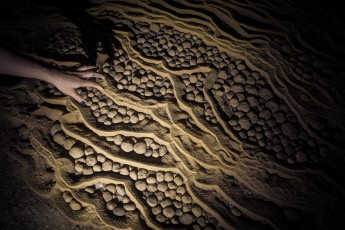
79, 100, 86, 106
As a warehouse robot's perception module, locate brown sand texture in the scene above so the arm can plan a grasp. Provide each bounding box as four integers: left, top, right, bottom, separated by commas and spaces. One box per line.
1, 0, 345, 229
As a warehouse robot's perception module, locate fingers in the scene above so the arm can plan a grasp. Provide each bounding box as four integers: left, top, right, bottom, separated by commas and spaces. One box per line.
73, 71, 105, 79
76, 65, 97, 71
81, 80, 103, 91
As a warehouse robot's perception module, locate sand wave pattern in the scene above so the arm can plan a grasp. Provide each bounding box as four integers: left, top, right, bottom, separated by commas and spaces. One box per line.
1, 0, 345, 229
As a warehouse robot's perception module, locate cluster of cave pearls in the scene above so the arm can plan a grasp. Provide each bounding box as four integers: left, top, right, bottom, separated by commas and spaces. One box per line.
2, 0, 345, 229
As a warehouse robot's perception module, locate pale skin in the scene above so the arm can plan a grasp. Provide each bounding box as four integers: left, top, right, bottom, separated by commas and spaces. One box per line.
0, 46, 104, 103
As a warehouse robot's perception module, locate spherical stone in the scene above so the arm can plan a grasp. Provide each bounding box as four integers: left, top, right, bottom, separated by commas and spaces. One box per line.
150, 23, 160, 33
82, 166, 93, 175
84, 147, 94, 155
238, 117, 251, 130
122, 195, 130, 204
175, 208, 183, 217
106, 200, 117, 210
163, 206, 175, 218
179, 213, 194, 225
247, 96, 259, 107
129, 114, 139, 123
69, 146, 84, 159
53, 132, 66, 145
182, 195, 192, 204
218, 70, 227, 80
156, 213, 167, 223
259, 109, 272, 120
231, 84, 244, 93
192, 206, 202, 217
295, 151, 308, 163
165, 189, 177, 199
51, 123, 62, 136
168, 49, 176, 56
190, 75, 198, 83
168, 182, 177, 189
107, 109, 117, 118
152, 206, 162, 215
134, 142, 147, 154
70, 200, 82, 211
113, 207, 125, 216
105, 184, 117, 193
177, 186, 186, 195
85, 186, 95, 193
102, 160, 113, 171
75, 162, 84, 173
138, 113, 146, 121
121, 142, 134, 152
116, 185, 126, 196
137, 169, 148, 179
124, 203, 136, 211
229, 98, 239, 107
64, 138, 75, 150
237, 63, 246, 70
112, 115, 123, 123
135, 180, 147, 191
129, 170, 138, 180
86, 155, 97, 167
195, 94, 203, 103
63, 192, 73, 203
164, 172, 174, 182
104, 119, 112, 125
154, 191, 164, 202
93, 164, 102, 172
182, 203, 192, 212
160, 198, 172, 208
237, 102, 250, 112
265, 100, 280, 113
103, 191, 113, 202
97, 154, 106, 163
259, 87, 274, 100
119, 167, 129, 175
158, 182, 168, 192
147, 184, 157, 193
146, 176, 157, 184
158, 145, 168, 156
173, 200, 183, 209
112, 163, 121, 172
156, 171, 165, 182
147, 195, 158, 207
273, 144, 283, 153
128, 84, 137, 91
273, 111, 286, 123
173, 175, 183, 186
197, 216, 206, 227
113, 135, 123, 145
186, 93, 195, 101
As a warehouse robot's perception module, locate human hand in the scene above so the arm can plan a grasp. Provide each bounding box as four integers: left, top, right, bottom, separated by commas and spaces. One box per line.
49, 65, 104, 104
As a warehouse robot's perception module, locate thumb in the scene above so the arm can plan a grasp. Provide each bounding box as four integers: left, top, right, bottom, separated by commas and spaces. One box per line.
81, 80, 103, 92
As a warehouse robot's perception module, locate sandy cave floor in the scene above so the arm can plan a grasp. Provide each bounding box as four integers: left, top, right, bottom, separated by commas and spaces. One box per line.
0, 0, 345, 229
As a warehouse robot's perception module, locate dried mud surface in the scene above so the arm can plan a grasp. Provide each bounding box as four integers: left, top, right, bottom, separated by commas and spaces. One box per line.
0, 0, 345, 229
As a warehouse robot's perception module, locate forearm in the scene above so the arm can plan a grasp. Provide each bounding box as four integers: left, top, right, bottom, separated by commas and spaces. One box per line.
0, 46, 54, 83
